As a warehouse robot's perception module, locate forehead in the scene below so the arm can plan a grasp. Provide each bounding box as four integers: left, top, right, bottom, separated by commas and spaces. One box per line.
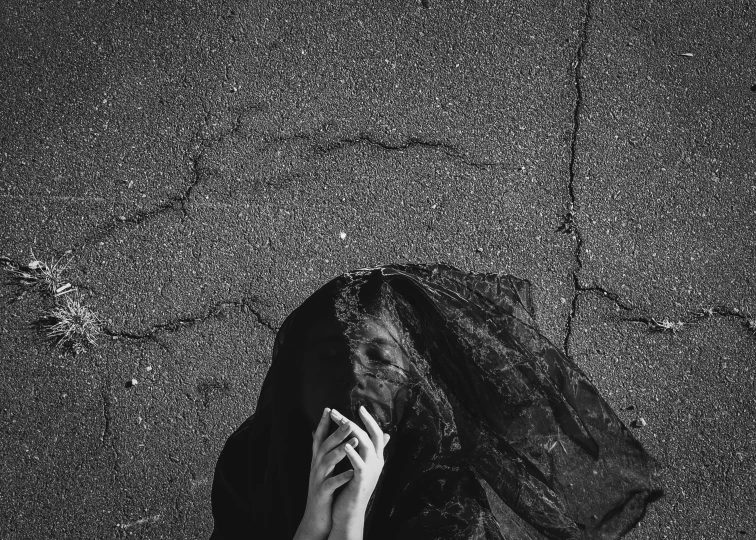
304, 312, 407, 356
302, 299, 404, 340
356, 314, 404, 347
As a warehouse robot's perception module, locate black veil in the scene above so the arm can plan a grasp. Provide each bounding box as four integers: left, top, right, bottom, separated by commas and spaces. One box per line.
210, 263, 663, 539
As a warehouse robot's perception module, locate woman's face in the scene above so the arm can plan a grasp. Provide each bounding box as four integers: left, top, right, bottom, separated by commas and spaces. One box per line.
299, 306, 413, 438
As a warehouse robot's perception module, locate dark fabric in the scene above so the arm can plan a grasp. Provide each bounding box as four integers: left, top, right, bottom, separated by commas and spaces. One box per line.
210, 263, 663, 540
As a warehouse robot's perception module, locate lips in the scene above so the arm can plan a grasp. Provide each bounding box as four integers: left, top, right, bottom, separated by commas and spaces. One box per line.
350, 376, 396, 433
353, 399, 392, 432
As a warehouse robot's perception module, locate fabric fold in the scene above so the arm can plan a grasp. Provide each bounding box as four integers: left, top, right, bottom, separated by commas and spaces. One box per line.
210, 263, 663, 540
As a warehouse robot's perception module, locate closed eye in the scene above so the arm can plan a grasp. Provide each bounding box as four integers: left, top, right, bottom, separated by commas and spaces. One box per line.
365, 347, 392, 366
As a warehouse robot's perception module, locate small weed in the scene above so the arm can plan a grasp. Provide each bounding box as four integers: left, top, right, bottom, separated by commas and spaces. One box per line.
743, 309, 756, 334
747, 318, 756, 333
647, 317, 685, 335
690, 305, 717, 318
556, 209, 576, 234
1, 252, 75, 300
35, 293, 102, 354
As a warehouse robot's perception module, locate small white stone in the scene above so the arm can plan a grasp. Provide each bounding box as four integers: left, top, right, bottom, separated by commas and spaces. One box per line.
131, 378, 138, 386
339, 232, 347, 240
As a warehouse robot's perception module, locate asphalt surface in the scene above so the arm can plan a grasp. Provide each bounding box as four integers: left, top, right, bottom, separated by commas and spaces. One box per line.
1, 0, 754, 538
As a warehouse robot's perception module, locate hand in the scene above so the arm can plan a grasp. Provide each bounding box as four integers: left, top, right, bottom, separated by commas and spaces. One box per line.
329, 406, 390, 539
295, 407, 361, 540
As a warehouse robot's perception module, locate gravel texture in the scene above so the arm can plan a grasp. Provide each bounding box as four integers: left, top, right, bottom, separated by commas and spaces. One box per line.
1, 0, 753, 538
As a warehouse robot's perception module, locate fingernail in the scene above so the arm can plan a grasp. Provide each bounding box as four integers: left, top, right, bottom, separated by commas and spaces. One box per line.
359, 405, 366, 414
331, 409, 343, 421
323, 408, 330, 417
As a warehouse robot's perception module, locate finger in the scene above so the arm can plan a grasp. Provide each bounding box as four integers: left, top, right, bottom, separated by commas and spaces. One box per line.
322, 437, 359, 474
343, 440, 366, 473
323, 469, 355, 493
312, 407, 331, 453
330, 408, 373, 459
358, 405, 385, 455
320, 416, 354, 456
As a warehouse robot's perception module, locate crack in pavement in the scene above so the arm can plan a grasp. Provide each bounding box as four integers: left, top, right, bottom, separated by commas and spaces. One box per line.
100, 385, 113, 450
313, 133, 513, 170
580, 285, 636, 311
75, 104, 242, 252
102, 295, 277, 344
561, 0, 592, 360
74, 123, 504, 254
558, 1, 753, 354
620, 306, 756, 335
99, 376, 122, 478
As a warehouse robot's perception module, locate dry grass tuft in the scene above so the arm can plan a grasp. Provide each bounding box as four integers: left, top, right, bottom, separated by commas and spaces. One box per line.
2, 252, 75, 300
690, 305, 717, 318
647, 317, 685, 335
4, 251, 103, 355
35, 293, 102, 355
745, 309, 756, 334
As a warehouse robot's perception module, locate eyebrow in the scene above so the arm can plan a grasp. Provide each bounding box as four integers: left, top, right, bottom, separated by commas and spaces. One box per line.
311, 335, 402, 354
366, 335, 409, 360
367, 336, 401, 349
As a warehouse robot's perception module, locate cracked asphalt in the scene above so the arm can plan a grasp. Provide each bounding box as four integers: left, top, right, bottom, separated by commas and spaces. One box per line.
1, 0, 754, 538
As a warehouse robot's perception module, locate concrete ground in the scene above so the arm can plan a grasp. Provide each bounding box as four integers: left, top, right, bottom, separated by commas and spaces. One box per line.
1, 0, 754, 538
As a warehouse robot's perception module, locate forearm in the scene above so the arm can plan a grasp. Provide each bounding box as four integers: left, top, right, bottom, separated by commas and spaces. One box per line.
327, 515, 365, 540
293, 508, 330, 540
292, 528, 322, 540
293, 525, 326, 540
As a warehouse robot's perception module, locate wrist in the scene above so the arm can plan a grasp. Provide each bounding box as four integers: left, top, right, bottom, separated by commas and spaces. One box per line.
293, 524, 323, 540
328, 514, 365, 540
294, 506, 330, 540
294, 526, 328, 540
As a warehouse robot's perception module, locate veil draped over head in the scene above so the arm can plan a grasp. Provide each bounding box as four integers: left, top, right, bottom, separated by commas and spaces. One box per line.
210, 263, 663, 540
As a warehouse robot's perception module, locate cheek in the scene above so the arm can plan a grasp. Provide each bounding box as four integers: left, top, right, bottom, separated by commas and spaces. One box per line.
300, 364, 326, 428
350, 375, 411, 433
300, 359, 357, 430
393, 386, 412, 424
